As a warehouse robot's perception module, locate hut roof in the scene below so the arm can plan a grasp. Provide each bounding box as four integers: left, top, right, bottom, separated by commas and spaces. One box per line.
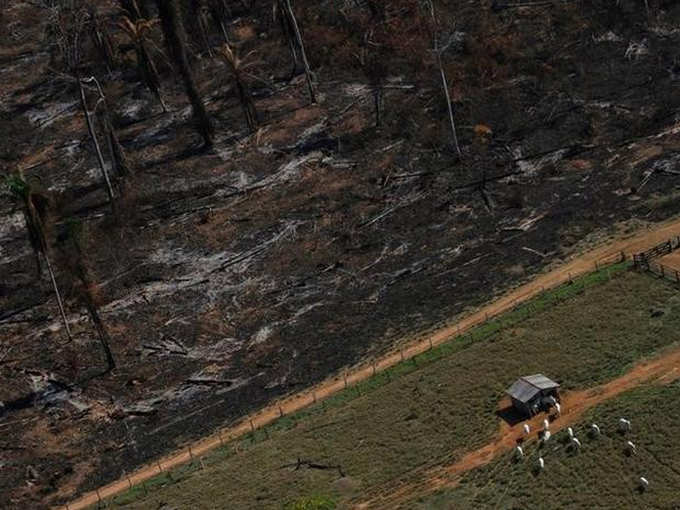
506, 374, 560, 403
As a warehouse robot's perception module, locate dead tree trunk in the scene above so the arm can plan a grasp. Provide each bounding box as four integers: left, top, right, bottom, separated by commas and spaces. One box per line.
209, 0, 231, 43
78, 77, 116, 208
196, 2, 214, 57
282, 0, 316, 103
89, 8, 116, 73
155, 0, 214, 147
44, 252, 73, 342
428, 1, 461, 157
374, 86, 382, 127
236, 80, 258, 132
83, 296, 115, 372
86, 76, 133, 181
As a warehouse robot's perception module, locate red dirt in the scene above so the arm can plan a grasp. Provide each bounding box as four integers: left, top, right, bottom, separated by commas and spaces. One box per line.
59, 218, 680, 510
659, 250, 680, 272
357, 345, 680, 509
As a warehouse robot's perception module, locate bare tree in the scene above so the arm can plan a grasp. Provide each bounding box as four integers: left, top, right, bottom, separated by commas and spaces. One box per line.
216, 44, 258, 132
427, 0, 461, 157
155, 0, 214, 147
6, 174, 72, 342
78, 75, 117, 208
59, 220, 116, 372
84, 76, 133, 182
274, 0, 316, 103
119, 15, 168, 112
46, 2, 118, 207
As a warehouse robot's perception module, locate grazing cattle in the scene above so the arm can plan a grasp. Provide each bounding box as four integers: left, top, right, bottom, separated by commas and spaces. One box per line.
619, 418, 631, 432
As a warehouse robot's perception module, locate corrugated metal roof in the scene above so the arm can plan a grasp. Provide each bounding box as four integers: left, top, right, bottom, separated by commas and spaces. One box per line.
522, 374, 560, 390
506, 374, 559, 403
507, 379, 540, 403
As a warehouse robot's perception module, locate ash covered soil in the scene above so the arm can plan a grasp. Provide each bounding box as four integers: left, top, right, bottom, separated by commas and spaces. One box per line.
1, 0, 680, 507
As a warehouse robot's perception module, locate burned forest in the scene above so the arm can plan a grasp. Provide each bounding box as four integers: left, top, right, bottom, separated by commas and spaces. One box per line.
1, 0, 680, 508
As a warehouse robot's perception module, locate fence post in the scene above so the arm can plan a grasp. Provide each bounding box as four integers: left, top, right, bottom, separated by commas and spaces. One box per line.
372, 362, 377, 375
126, 472, 132, 489
188, 445, 193, 460
661, 265, 665, 278
595, 260, 599, 270
249, 419, 255, 433
429, 338, 433, 350
218, 429, 224, 445
676, 270, 679, 283
157, 461, 163, 473
343, 372, 348, 388
400, 349, 404, 361
96, 489, 102, 503
312, 391, 317, 403
279, 406, 284, 417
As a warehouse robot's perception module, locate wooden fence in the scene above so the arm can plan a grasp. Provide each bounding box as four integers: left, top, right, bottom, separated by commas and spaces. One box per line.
633, 236, 680, 269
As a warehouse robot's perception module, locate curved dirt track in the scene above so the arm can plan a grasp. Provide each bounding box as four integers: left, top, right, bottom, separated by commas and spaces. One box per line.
60, 218, 680, 510
356, 343, 680, 508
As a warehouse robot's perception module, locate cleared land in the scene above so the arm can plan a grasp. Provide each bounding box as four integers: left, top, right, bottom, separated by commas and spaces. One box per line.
417, 383, 680, 510
659, 250, 680, 272
99, 268, 680, 510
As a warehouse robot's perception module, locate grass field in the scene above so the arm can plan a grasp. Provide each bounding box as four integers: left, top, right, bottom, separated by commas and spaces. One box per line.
104, 267, 680, 509
418, 382, 680, 510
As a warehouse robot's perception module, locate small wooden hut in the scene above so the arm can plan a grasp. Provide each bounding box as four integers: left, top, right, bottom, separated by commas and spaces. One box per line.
506, 374, 560, 416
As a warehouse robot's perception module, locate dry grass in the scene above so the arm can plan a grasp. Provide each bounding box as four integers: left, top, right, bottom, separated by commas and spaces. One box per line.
421, 382, 680, 509
102, 269, 680, 509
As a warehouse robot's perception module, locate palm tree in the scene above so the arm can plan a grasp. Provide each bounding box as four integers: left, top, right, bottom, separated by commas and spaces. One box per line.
60, 220, 116, 372
216, 44, 258, 133
6, 173, 72, 342
155, 0, 214, 147
119, 15, 168, 113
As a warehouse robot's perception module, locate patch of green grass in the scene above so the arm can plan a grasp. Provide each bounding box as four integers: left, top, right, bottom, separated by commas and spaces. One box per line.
420, 381, 680, 509
104, 265, 680, 509
284, 494, 336, 510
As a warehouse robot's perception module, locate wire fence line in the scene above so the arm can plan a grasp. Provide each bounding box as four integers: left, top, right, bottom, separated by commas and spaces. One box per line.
62, 250, 630, 510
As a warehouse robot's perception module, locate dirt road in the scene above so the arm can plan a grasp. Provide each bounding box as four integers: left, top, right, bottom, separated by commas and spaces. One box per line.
59, 218, 680, 510
356, 343, 680, 509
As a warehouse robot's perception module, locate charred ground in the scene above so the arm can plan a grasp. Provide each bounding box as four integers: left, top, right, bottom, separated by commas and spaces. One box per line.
1, 0, 680, 508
